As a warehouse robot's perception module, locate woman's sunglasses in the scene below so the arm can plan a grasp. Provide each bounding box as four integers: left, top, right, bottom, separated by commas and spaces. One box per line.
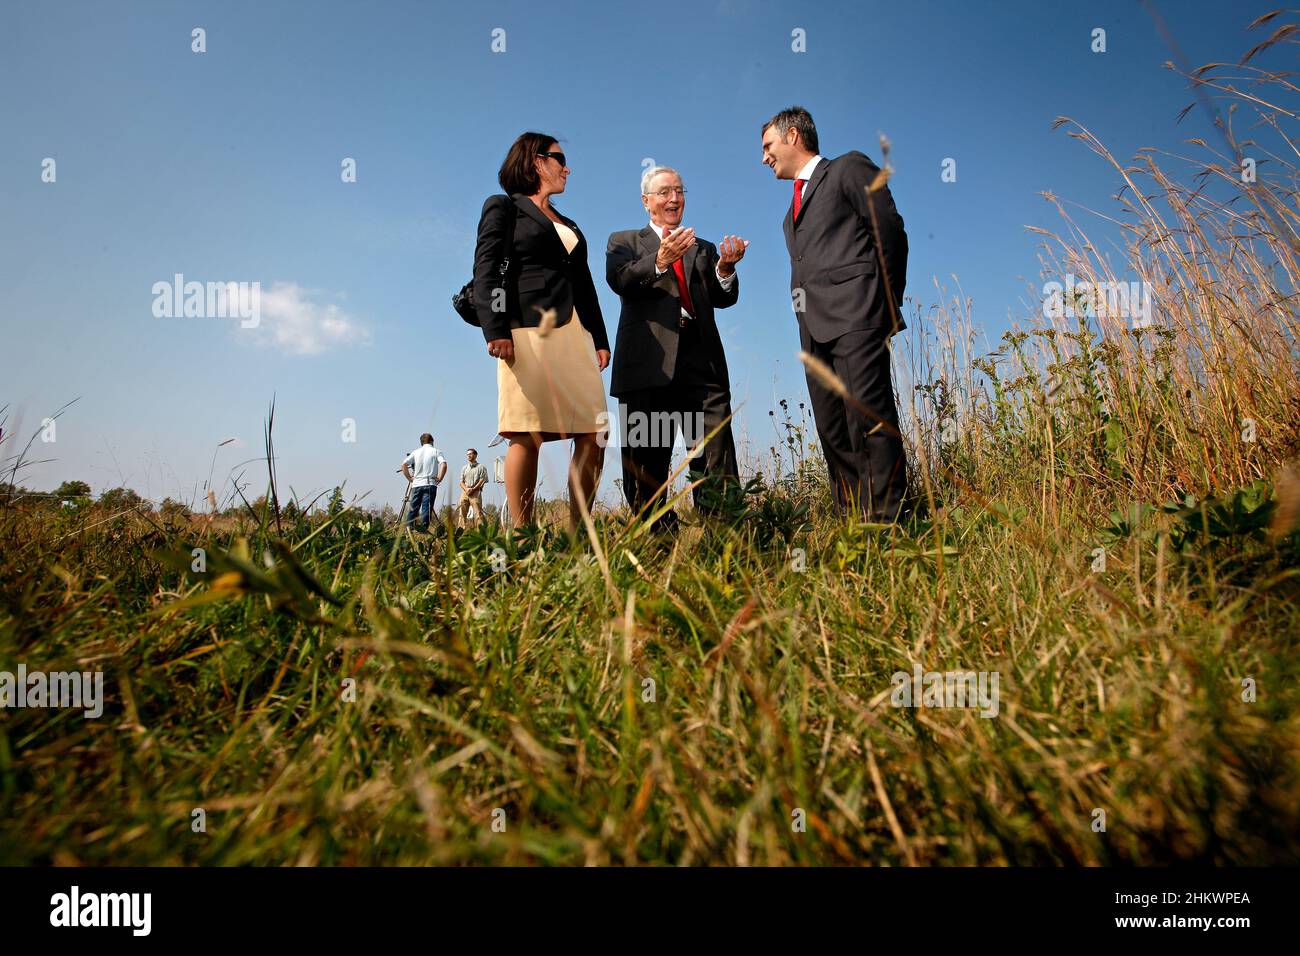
538, 150, 567, 168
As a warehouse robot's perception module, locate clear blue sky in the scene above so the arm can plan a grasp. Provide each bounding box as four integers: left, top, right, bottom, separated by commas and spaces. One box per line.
0, 0, 1272, 510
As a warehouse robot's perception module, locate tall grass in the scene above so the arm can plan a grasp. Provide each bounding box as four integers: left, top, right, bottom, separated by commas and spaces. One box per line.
1, 21, 1297, 865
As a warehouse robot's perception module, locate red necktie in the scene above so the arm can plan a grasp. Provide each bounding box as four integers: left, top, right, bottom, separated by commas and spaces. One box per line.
663, 226, 695, 318
793, 178, 805, 220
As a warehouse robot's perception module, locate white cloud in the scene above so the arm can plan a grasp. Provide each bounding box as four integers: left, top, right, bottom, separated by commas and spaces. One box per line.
248, 281, 370, 355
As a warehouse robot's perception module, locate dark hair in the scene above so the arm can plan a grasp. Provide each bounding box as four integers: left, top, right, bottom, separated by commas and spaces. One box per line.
499, 131, 559, 195
467, 448, 478, 455
420, 433, 433, 445
762, 106, 819, 154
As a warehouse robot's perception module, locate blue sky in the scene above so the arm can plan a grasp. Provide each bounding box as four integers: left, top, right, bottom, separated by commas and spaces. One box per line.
0, 0, 1274, 511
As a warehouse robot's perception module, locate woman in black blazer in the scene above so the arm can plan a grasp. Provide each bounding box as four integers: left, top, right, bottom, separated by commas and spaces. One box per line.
473, 131, 611, 529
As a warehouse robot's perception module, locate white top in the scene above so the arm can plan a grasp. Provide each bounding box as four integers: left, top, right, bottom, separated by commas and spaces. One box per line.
404, 445, 446, 486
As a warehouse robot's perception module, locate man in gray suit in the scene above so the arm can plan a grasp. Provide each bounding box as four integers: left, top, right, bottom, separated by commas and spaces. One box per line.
761, 106, 910, 522
606, 166, 749, 532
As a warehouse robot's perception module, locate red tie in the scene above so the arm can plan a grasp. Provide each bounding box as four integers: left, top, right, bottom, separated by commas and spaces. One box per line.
793, 179, 805, 220
663, 227, 695, 318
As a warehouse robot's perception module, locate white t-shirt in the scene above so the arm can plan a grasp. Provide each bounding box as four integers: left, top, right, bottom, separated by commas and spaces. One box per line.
404, 445, 447, 486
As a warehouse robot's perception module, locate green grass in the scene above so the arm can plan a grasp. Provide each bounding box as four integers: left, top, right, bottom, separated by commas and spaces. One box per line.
0, 476, 1297, 865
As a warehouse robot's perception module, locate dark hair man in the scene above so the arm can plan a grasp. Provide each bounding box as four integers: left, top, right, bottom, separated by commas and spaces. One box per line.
401, 433, 447, 531
457, 448, 489, 528
761, 106, 909, 522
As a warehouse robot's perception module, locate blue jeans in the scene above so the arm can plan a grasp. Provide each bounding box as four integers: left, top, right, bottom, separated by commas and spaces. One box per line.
406, 484, 437, 529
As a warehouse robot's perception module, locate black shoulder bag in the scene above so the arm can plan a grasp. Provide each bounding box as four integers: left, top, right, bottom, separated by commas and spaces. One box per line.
453, 195, 517, 326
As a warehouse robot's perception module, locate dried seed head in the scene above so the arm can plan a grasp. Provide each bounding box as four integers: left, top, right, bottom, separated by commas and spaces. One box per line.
800, 351, 849, 398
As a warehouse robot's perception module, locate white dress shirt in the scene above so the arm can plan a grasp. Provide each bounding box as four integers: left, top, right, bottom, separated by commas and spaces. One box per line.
795, 154, 824, 184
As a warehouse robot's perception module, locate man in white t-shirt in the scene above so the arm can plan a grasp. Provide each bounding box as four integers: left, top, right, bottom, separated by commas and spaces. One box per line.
401, 433, 447, 531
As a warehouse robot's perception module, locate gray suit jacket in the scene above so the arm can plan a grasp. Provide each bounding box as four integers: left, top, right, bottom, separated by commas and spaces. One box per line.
784, 151, 908, 343
606, 226, 738, 397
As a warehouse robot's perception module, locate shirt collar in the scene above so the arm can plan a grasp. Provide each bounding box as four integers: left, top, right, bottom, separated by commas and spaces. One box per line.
795, 154, 823, 182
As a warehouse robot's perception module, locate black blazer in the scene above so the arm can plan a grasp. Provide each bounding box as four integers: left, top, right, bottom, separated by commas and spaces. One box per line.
472, 193, 610, 351
605, 227, 738, 397
783, 151, 908, 343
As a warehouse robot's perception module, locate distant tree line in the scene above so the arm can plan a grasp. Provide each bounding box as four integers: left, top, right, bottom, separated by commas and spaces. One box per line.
0, 480, 404, 525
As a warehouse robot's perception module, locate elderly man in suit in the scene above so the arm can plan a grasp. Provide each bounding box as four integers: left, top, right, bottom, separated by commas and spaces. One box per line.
606, 166, 749, 532
761, 106, 910, 522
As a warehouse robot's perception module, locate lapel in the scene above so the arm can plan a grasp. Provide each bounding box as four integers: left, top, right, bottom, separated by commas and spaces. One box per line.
637, 224, 658, 259
682, 237, 699, 284
513, 194, 569, 257
793, 158, 830, 228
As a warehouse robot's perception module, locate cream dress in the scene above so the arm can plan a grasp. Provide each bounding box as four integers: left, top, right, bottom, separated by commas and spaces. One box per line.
497, 221, 609, 436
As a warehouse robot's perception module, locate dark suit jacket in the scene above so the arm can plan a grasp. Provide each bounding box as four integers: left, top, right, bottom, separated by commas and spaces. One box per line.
605, 227, 738, 397
784, 151, 908, 343
473, 194, 610, 351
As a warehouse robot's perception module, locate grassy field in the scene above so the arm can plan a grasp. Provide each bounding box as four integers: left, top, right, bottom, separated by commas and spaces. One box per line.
2, 28, 1298, 866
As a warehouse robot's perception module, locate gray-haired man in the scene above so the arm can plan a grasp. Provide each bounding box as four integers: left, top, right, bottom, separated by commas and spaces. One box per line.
606, 166, 748, 532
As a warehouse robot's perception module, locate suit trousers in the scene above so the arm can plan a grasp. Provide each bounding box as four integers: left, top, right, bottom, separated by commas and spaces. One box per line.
800, 324, 908, 522
619, 382, 738, 529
